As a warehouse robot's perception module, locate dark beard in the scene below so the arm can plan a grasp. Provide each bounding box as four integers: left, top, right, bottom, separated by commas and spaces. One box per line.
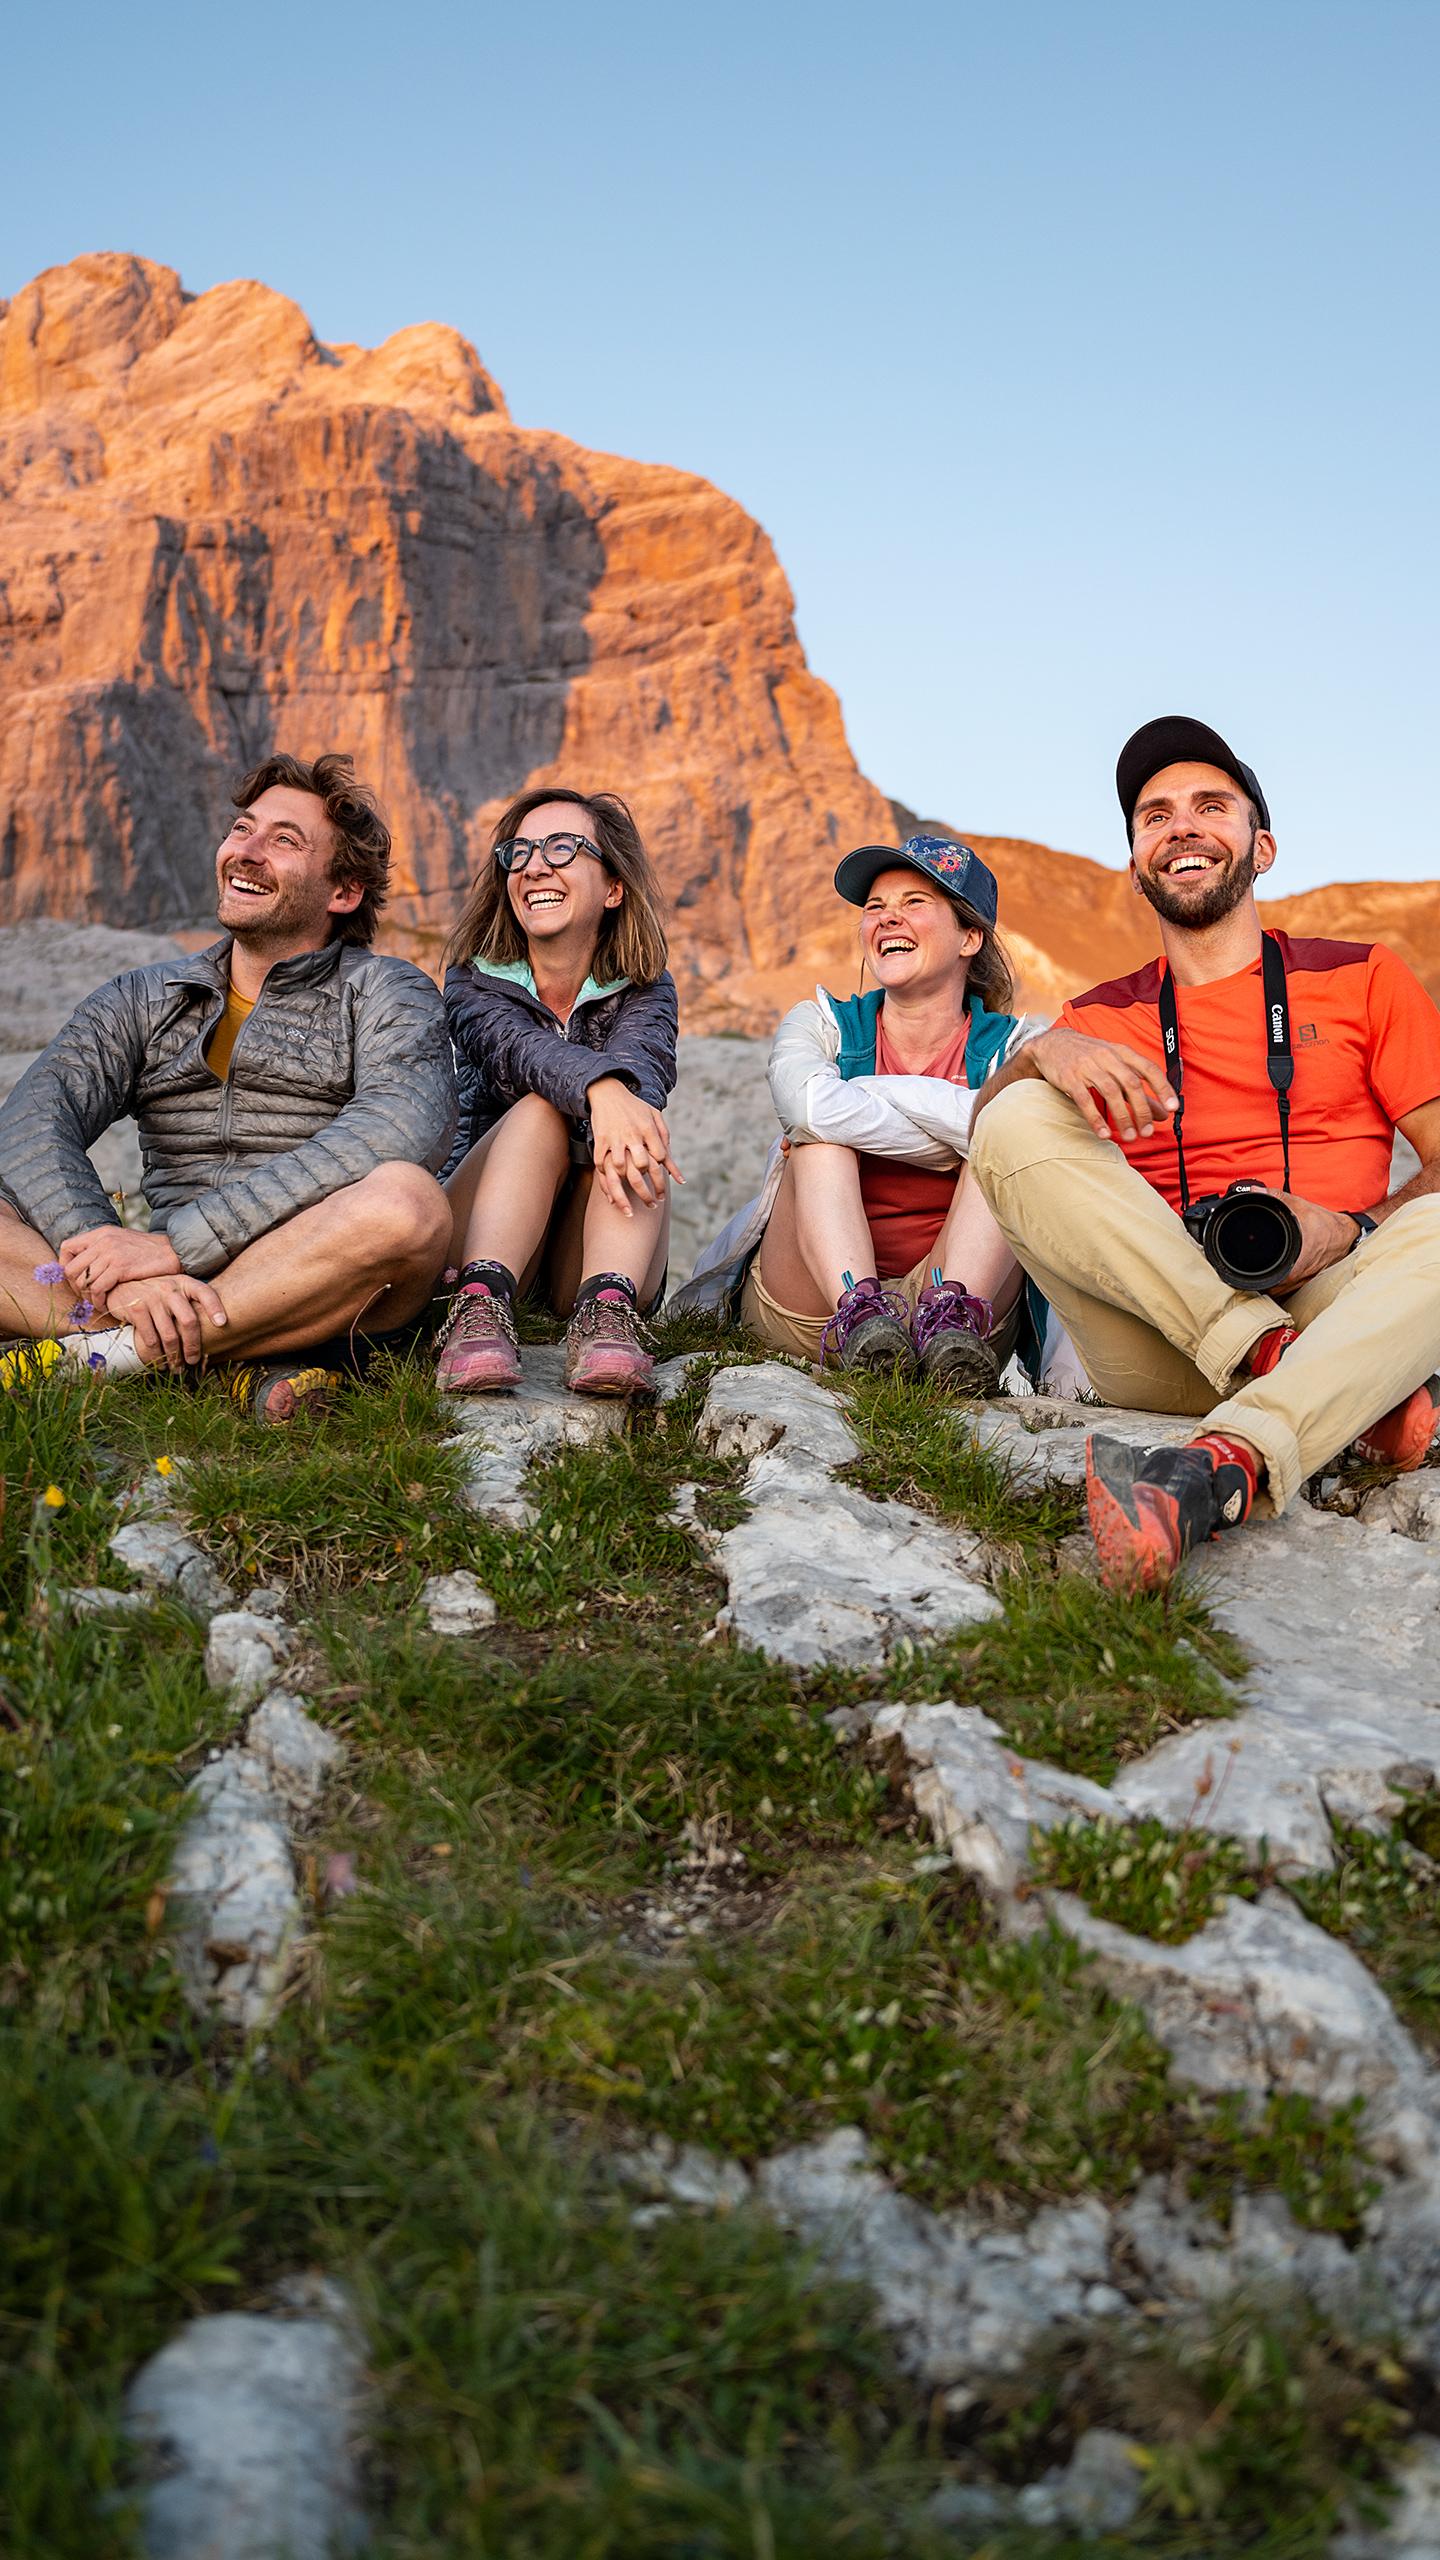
1136, 843, 1257, 931
219, 878, 329, 946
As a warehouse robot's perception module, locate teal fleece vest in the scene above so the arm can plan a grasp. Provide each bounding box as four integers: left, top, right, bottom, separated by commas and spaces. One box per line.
824, 985, 1017, 1089
823, 985, 1047, 1385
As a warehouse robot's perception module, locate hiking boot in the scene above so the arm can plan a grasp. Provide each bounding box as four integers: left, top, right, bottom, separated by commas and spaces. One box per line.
910, 1278, 1001, 1395
562, 1277, 654, 1398
819, 1276, 916, 1376
1351, 1374, 1440, 1472
1085, 1432, 1255, 1593
227, 1361, 344, 1424
0, 1338, 65, 1391
436, 1282, 522, 1393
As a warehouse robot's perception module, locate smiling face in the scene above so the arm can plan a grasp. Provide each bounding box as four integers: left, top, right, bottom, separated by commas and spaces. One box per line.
860, 868, 981, 996
214, 785, 362, 949
1130, 761, 1276, 930
504, 798, 623, 956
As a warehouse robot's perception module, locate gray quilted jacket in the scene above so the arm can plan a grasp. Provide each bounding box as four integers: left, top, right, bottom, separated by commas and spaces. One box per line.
0, 938, 456, 1278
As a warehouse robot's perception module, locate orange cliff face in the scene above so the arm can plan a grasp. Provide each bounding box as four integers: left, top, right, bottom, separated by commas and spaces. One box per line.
2, 252, 1436, 1030
0, 251, 884, 1028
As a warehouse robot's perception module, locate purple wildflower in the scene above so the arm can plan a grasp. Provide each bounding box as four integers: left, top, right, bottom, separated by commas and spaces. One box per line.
33, 1262, 65, 1287
87, 1350, 108, 1372
71, 1299, 95, 1326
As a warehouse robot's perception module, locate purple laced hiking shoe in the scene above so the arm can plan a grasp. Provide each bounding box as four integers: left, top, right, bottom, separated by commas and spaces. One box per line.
819, 1276, 916, 1375
910, 1279, 1000, 1395
563, 1281, 655, 1398
435, 1283, 522, 1394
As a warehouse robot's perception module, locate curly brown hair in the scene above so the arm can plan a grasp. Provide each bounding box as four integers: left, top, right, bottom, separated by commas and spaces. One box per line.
231, 752, 391, 947
443, 786, 669, 984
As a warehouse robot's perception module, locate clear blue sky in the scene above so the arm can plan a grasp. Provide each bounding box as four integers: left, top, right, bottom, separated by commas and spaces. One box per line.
7, 0, 1436, 890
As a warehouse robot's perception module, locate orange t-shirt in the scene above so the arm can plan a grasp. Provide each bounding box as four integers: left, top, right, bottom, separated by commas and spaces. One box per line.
1060, 934, 1440, 1214
857, 1010, 969, 1277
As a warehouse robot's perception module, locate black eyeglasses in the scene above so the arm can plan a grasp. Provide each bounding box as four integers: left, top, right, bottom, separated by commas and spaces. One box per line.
495, 831, 606, 875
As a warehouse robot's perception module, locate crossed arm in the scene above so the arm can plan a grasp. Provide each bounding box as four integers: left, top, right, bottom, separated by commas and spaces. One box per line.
971, 1025, 1440, 1286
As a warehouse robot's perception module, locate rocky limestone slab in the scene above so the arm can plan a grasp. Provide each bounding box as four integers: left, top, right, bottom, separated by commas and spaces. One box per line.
697, 1362, 860, 1470
204, 1610, 294, 1705
709, 1445, 998, 1667
171, 1691, 338, 2029
1054, 1885, 1432, 2128
54, 1583, 155, 1619
864, 1699, 1120, 1895
695, 1365, 998, 1668
125, 2277, 366, 2560
1113, 1500, 1440, 1872
1332, 2437, 1440, 2560
443, 1346, 631, 1527
110, 1516, 236, 1614
971, 1397, 1192, 1493
421, 1568, 497, 1637
754, 2126, 1113, 2384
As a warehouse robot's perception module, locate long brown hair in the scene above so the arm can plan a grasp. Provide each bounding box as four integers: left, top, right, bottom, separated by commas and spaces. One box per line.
961, 912, 1016, 1015
442, 787, 669, 984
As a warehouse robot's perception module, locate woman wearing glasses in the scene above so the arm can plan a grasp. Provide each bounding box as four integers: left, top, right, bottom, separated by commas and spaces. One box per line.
436, 789, 679, 1397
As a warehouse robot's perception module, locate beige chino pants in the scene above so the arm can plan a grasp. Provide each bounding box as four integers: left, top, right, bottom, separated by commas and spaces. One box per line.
969, 1078, 1440, 1511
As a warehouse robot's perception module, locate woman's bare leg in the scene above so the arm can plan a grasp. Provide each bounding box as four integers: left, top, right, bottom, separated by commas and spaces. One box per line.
755, 1144, 875, 1314
445, 1095, 572, 1283
544, 1170, 670, 1315
931, 1167, 1024, 1311
0, 1201, 89, 1337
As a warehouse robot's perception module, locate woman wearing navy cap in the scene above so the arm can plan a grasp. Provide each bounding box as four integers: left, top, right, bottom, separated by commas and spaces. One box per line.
684, 833, 1051, 1387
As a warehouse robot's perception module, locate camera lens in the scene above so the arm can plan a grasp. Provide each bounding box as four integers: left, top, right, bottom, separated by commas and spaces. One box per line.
1203, 1191, 1303, 1292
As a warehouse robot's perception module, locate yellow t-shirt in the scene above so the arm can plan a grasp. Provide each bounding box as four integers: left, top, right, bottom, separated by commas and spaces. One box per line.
205, 983, 257, 1082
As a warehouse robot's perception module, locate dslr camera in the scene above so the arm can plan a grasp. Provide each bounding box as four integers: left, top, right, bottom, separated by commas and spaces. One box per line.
1182, 1180, 1302, 1292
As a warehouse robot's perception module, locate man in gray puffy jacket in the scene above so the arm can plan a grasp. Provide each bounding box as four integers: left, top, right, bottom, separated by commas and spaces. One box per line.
0, 753, 455, 1419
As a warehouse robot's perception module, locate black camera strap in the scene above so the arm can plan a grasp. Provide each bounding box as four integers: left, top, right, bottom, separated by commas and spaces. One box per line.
1156, 931, 1293, 1214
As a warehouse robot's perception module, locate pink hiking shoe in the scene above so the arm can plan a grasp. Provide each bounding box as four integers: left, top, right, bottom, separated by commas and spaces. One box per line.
435, 1281, 522, 1394
562, 1277, 654, 1399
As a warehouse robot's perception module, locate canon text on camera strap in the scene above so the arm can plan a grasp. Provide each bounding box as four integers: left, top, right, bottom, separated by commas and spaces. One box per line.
1156, 932, 1294, 1213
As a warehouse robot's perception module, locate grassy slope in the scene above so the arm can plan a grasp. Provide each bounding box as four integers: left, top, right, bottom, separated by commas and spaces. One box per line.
2, 1345, 1434, 2556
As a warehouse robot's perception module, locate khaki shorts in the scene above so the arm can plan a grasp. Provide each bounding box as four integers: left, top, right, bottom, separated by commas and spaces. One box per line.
740, 1250, 1022, 1371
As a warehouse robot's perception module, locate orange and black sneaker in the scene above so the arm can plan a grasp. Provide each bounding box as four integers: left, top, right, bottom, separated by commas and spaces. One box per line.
1350, 1374, 1440, 1473
1085, 1432, 1257, 1593
225, 1360, 344, 1425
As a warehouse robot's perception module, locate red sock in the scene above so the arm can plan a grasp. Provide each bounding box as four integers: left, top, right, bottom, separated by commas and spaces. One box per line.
1188, 1431, 1262, 1519
1246, 1324, 1298, 1379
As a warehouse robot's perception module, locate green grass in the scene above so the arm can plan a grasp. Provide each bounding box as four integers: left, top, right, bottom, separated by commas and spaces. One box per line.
1033, 1812, 1263, 1943
0, 1350, 1418, 2555
1294, 1823, 1440, 2050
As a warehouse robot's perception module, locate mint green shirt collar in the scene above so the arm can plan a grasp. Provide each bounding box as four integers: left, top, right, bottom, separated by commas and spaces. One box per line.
473, 956, 630, 1008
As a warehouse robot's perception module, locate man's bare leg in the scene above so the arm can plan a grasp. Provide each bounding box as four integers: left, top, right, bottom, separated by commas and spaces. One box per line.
188, 1164, 452, 1361
0, 1201, 90, 1337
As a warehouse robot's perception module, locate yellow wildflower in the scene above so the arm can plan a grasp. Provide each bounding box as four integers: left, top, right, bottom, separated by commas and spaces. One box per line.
155, 1455, 175, 1478
42, 1484, 66, 1510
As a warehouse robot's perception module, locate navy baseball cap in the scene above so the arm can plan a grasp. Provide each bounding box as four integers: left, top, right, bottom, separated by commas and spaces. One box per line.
1116, 715, 1271, 836
833, 832, 999, 927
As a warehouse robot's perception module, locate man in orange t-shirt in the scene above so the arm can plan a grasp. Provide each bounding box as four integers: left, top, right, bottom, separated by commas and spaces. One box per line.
970, 714, 1440, 1590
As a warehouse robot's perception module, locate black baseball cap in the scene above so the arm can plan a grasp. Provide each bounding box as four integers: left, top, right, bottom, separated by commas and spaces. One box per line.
833, 832, 999, 927
1116, 716, 1271, 836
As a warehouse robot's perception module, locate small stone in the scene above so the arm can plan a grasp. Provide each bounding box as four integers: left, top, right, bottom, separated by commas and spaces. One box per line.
245, 1584, 289, 1618
124, 2296, 366, 2559
246, 1694, 343, 1815
1054, 2429, 1146, 2535
54, 1583, 154, 1618
204, 1611, 293, 1705
421, 1569, 497, 1636
111, 1517, 235, 1615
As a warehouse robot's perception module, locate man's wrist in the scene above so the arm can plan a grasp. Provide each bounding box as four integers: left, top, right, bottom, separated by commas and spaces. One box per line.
1346, 1208, 1379, 1249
